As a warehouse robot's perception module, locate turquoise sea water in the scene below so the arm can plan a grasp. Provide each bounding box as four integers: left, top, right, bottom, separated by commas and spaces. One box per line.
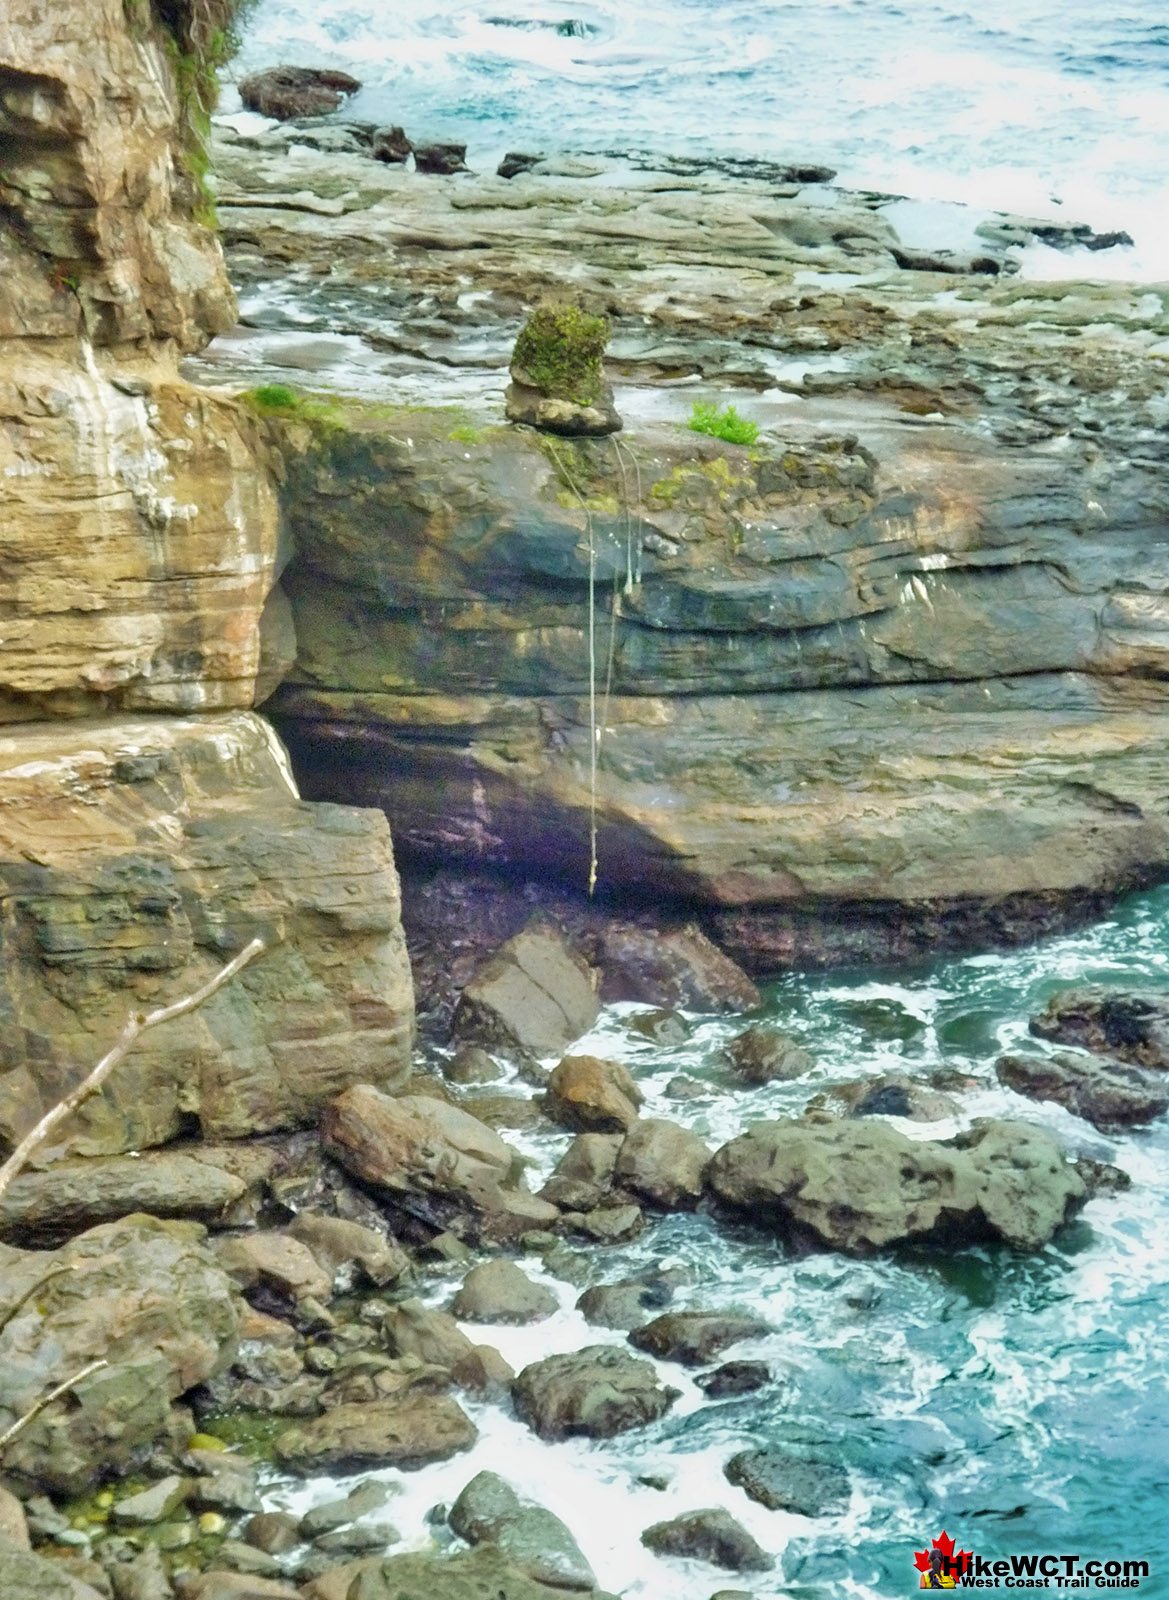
258, 887, 1169, 1600
229, 3, 1169, 1590
232, 0, 1169, 274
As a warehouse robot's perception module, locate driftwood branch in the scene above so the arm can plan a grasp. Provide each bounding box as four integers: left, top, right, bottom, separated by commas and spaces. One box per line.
0, 937, 266, 1204
0, 1359, 109, 1453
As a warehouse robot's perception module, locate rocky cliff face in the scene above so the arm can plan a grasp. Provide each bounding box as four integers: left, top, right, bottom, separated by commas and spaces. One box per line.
207, 127, 1169, 962
0, 3, 414, 1160
0, 0, 281, 717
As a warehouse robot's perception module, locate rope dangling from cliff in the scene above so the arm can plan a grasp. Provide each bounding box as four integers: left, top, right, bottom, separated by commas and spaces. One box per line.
545, 442, 602, 896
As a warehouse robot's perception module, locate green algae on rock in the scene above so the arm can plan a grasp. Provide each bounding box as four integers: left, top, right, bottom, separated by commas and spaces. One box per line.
507, 304, 622, 436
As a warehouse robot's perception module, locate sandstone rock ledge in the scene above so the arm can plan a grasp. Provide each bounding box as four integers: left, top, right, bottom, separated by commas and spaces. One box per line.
0, 713, 413, 1158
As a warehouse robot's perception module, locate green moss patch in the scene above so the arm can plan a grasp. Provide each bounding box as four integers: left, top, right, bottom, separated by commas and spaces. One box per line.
512, 304, 611, 406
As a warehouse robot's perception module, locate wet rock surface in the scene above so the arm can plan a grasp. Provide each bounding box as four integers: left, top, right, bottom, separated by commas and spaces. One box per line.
450, 1471, 597, 1590
997, 1050, 1169, 1130
708, 1116, 1087, 1251
725, 1447, 850, 1516
629, 1311, 770, 1366
512, 1344, 678, 1440
1029, 987, 1169, 1070
641, 1507, 773, 1572
273, 1392, 477, 1473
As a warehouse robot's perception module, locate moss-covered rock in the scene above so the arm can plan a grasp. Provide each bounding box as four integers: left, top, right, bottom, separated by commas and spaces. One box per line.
507, 304, 621, 436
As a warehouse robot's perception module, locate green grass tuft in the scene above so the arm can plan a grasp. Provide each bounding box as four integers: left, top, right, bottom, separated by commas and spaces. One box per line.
689, 400, 759, 446
248, 383, 302, 412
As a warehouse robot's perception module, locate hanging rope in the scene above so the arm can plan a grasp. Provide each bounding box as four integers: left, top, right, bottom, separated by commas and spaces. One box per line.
545, 441, 601, 895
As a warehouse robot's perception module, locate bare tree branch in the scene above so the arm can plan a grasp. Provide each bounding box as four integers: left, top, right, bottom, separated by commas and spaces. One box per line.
0, 937, 266, 1204
0, 1358, 109, 1453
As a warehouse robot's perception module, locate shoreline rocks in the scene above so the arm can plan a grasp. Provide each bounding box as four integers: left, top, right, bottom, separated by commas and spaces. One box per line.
707, 1117, 1087, 1252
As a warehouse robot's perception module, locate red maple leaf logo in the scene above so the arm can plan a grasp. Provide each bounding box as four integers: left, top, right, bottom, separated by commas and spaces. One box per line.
914, 1530, 972, 1575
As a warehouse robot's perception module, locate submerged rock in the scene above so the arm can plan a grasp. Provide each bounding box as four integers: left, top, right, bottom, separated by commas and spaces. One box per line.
707, 1117, 1087, 1252
321, 1084, 557, 1241
630, 1311, 770, 1366
725, 1447, 849, 1516
512, 1344, 677, 1440
546, 1056, 644, 1133
641, 1508, 773, 1572
724, 1026, 813, 1085
239, 65, 362, 120
1030, 987, 1169, 1070
450, 1471, 597, 1590
273, 1393, 476, 1474
695, 1361, 772, 1399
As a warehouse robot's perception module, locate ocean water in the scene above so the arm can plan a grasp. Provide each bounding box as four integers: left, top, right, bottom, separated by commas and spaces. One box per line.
225, 5, 1169, 1593
253, 885, 1169, 1599
231, 0, 1169, 277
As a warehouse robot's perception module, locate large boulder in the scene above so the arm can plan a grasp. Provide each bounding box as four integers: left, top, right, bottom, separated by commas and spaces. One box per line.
997, 1050, 1169, 1132
614, 1118, 711, 1209
381, 1299, 475, 1370
453, 923, 600, 1062
546, 1057, 643, 1133
450, 1471, 596, 1590
450, 1261, 559, 1324
538, 1133, 622, 1211
0, 716, 414, 1160
0, 1218, 241, 1493
321, 1084, 557, 1241
598, 924, 761, 1012
273, 1393, 476, 1474
239, 66, 362, 120
0, 1151, 247, 1247
344, 1546, 619, 1600
707, 1117, 1086, 1252
512, 1345, 677, 1440
1030, 987, 1169, 1070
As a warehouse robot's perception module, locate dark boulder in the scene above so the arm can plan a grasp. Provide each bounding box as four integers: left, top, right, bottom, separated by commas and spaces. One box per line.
372, 126, 412, 164
414, 142, 468, 175
997, 1050, 1169, 1131
724, 1025, 813, 1085
239, 66, 362, 121
1030, 986, 1169, 1070
629, 1311, 769, 1366
695, 1361, 772, 1399
512, 1345, 676, 1440
641, 1508, 773, 1572
725, 1447, 849, 1517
